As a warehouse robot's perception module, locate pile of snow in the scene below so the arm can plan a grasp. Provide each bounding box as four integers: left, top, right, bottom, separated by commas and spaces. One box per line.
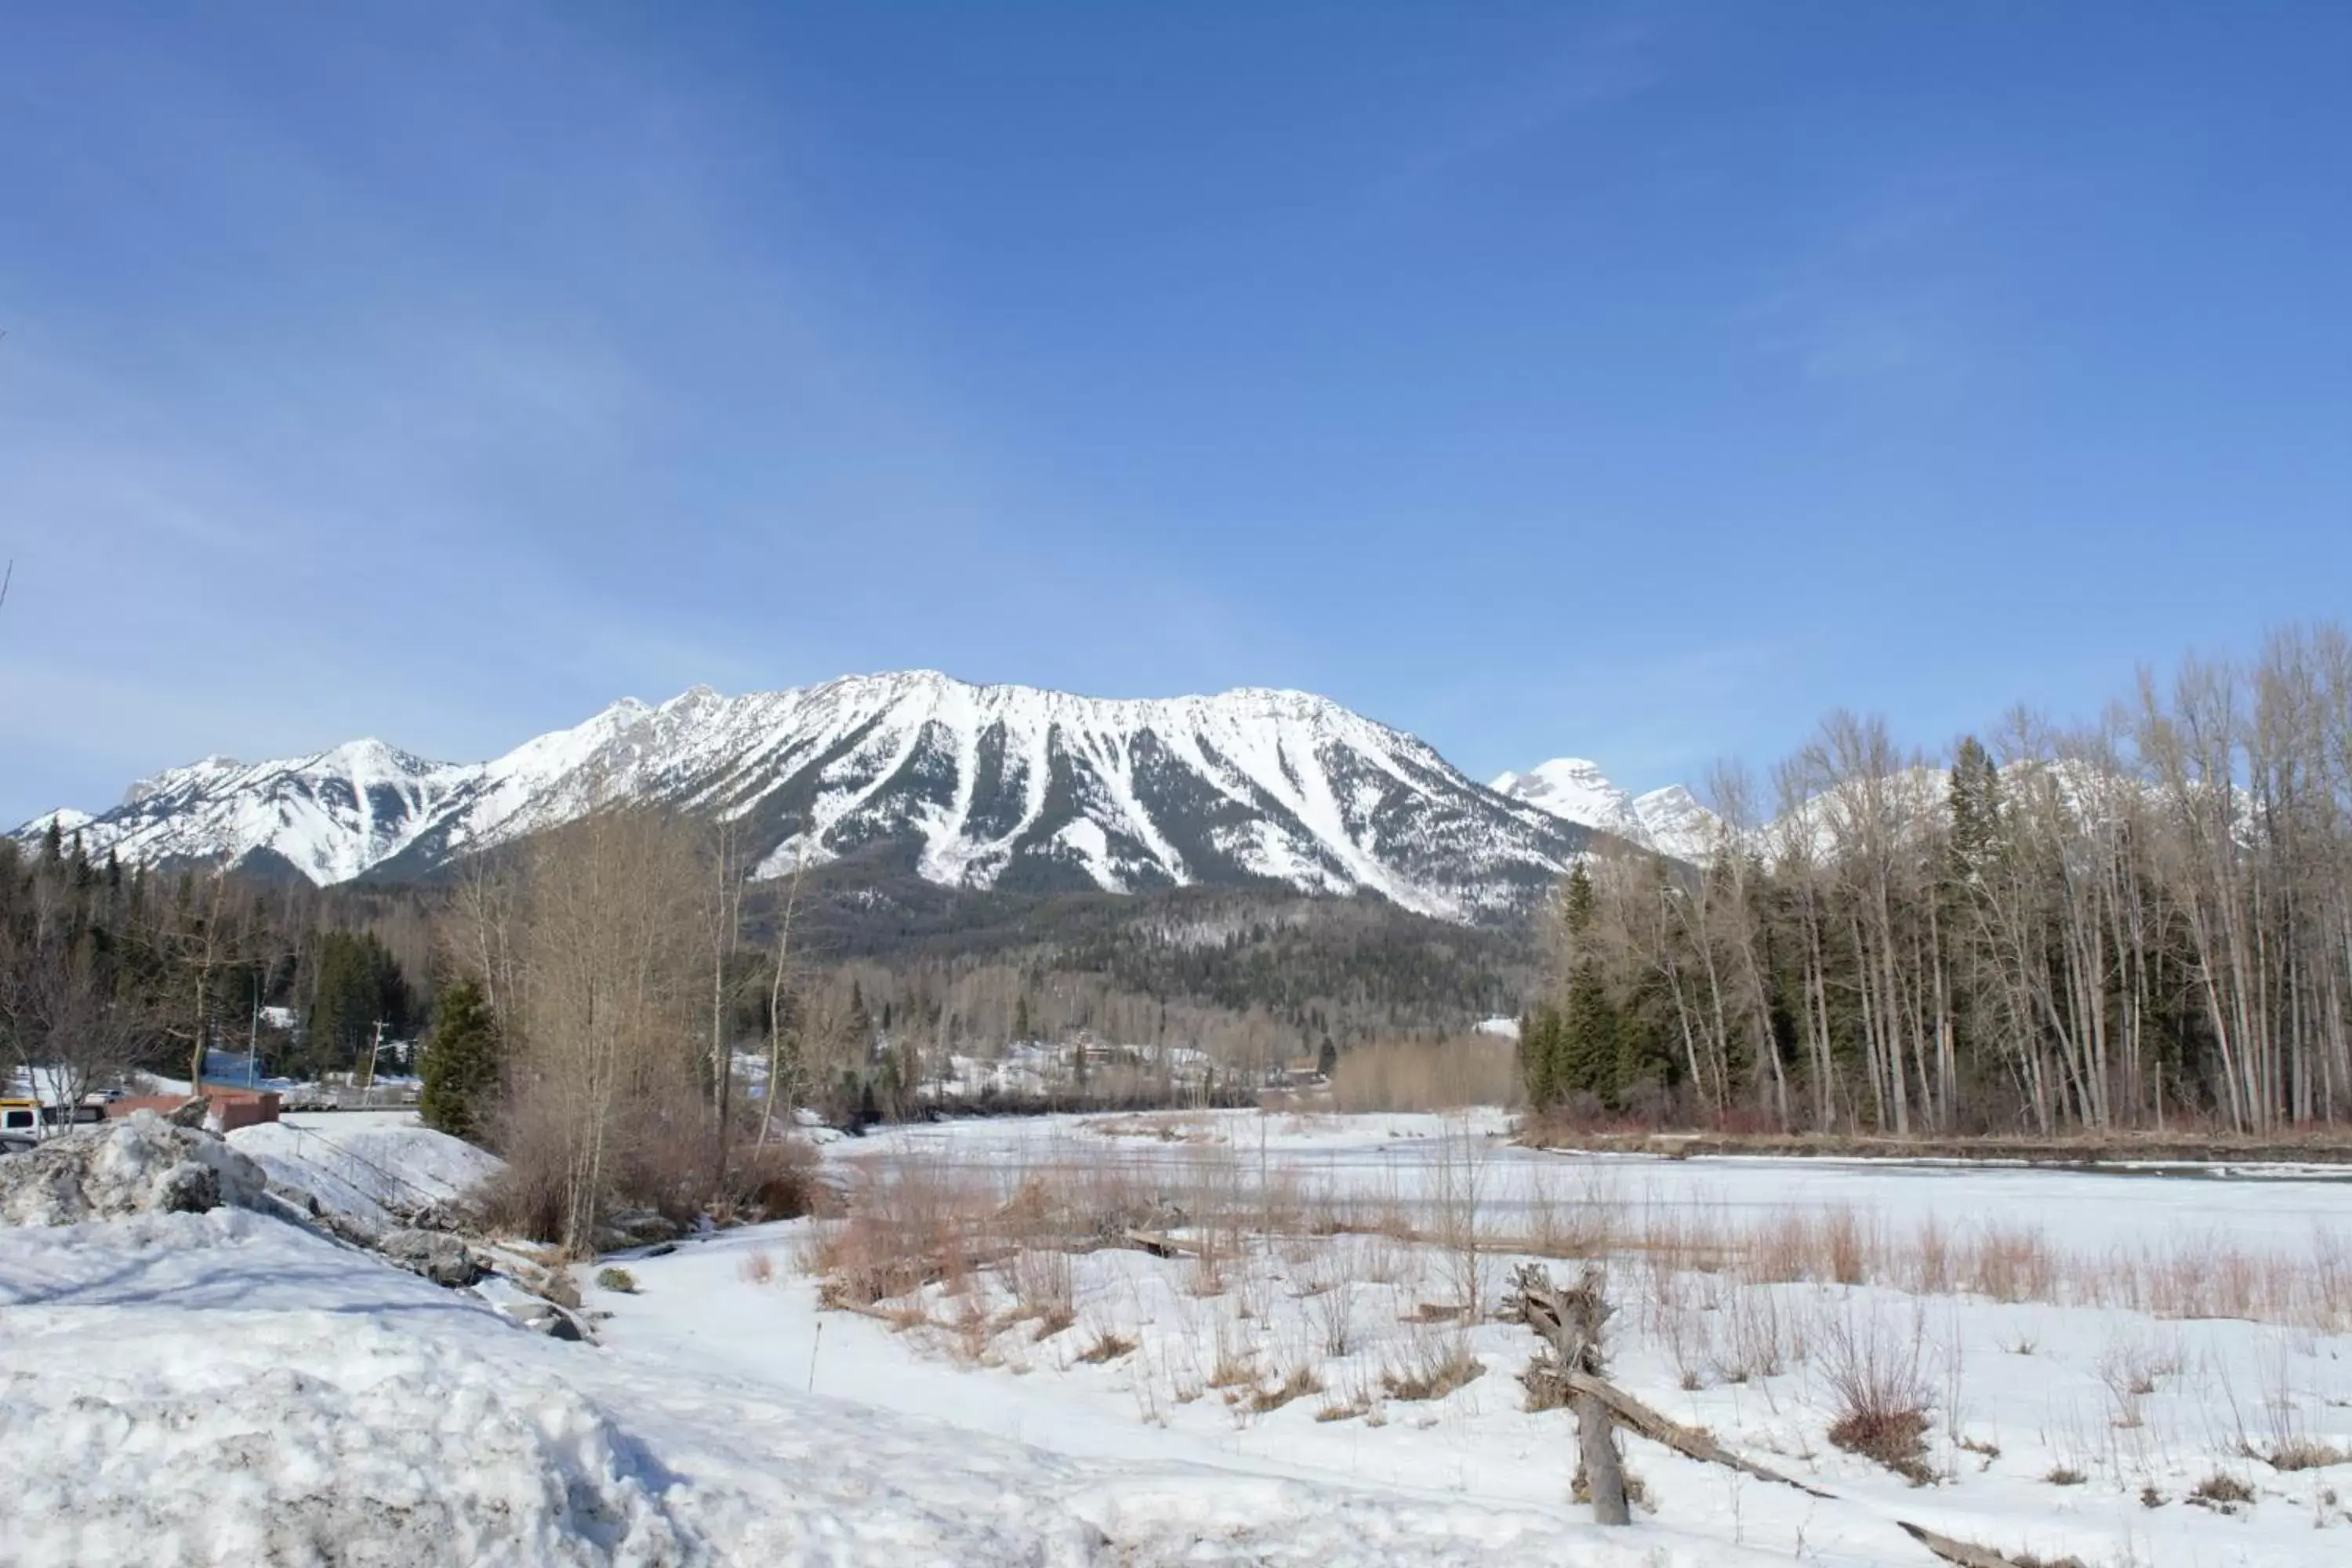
230, 1112, 503, 1238
0, 1210, 695, 1566
0, 1112, 267, 1226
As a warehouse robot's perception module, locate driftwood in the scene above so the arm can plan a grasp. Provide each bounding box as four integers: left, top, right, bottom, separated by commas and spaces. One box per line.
1507, 1262, 1838, 1516
1560, 1368, 1837, 1499
1117, 1229, 1204, 1259
1506, 1262, 1628, 1524
1897, 1523, 2039, 1568
1508, 1269, 2034, 1563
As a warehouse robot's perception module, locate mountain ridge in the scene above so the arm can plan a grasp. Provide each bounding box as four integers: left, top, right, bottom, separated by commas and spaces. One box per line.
17, 672, 1703, 920
1489, 757, 1722, 861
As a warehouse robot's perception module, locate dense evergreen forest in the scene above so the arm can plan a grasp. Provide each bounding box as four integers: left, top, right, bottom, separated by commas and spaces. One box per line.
0, 822, 434, 1102
784, 878, 1534, 1072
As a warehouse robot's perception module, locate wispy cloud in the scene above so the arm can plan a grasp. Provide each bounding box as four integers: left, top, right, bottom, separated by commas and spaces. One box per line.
1386, 10, 1671, 196
1738, 178, 2003, 399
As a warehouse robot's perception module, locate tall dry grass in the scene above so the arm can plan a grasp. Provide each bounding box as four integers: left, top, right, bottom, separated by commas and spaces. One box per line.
1329, 1037, 1519, 1112
800, 1131, 2352, 1341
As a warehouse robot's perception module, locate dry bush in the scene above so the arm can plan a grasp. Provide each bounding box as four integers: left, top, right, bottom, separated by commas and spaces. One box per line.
2096, 1330, 2181, 1429
1354, 1229, 1409, 1286
806, 1157, 994, 1308
1821, 1207, 1874, 1286
1007, 1247, 1076, 1338
2187, 1471, 2255, 1510
1076, 1328, 1137, 1363
1207, 1330, 1260, 1392
1329, 1036, 1517, 1112
475, 1089, 580, 1241
722, 1138, 826, 1223
1968, 1226, 2058, 1304
1820, 1305, 1935, 1484
1250, 1362, 1327, 1413
1907, 1214, 1953, 1295
1381, 1328, 1483, 1401
1315, 1388, 1374, 1423
2265, 1439, 2347, 1472
1299, 1255, 1357, 1356
1740, 1210, 1817, 1285
739, 1248, 775, 1284
1429, 1120, 1491, 1319
1713, 1283, 1795, 1383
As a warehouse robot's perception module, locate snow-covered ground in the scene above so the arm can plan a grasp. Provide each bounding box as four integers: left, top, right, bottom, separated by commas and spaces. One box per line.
0, 1192, 1725, 1563
9, 1107, 2352, 1564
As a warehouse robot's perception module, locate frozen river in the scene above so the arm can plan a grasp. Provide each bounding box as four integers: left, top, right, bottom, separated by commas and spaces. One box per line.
837, 1108, 2352, 1254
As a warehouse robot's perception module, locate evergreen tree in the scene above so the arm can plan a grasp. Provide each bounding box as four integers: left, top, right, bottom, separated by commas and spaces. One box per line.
419, 979, 502, 1142
845, 982, 875, 1058
1520, 1005, 1564, 1109
1947, 736, 2002, 884
1555, 863, 1622, 1106
306, 931, 409, 1074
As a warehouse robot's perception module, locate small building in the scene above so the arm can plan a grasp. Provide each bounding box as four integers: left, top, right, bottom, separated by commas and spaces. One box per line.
105, 1087, 282, 1133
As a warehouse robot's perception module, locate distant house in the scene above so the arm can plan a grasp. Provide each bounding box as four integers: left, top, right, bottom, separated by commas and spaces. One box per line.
103, 1087, 281, 1133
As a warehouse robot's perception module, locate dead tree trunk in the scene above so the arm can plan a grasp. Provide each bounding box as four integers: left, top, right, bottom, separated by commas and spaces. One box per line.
1507, 1262, 1628, 1525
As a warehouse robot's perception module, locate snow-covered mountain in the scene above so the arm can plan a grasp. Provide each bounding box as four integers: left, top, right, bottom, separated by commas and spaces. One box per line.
1490, 759, 1721, 862
20, 673, 1641, 920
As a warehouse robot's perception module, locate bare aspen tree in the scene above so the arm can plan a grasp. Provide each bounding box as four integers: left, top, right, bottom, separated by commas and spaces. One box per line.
514, 805, 702, 1257
1529, 620, 2352, 1138
705, 818, 746, 1179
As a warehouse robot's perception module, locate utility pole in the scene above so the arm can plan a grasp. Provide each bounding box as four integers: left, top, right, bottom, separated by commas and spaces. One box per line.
364, 1018, 387, 1102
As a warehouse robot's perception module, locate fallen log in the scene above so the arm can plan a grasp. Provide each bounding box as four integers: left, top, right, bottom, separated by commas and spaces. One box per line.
1897, 1522, 2032, 1568
1119, 1228, 1204, 1258
1562, 1369, 1838, 1500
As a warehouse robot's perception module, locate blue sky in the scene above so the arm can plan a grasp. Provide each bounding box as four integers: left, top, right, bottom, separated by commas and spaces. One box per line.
4, 2, 2348, 826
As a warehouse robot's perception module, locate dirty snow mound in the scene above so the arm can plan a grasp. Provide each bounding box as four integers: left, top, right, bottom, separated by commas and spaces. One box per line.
0, 1112, 267, 1226
230, 1117, 503, 1237
0, 1214, 697, 1566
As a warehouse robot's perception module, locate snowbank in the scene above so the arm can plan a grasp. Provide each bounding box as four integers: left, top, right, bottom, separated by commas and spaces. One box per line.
0, 1210, 693, 1566
0, 1201, 1740, 1565
230, 1115, 503, 1237
0, 1112, 267, 1226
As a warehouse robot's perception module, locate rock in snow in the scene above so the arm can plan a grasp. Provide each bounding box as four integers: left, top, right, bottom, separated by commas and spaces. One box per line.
0, 1112, 267, 1226
379, 1227, 487, 1287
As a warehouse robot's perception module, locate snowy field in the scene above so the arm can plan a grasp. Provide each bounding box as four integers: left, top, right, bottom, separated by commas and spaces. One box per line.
6, 1109, 2352, 1565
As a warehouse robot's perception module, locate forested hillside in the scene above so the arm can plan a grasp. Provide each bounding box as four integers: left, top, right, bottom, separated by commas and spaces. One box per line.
786, 877, 1536, 1073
